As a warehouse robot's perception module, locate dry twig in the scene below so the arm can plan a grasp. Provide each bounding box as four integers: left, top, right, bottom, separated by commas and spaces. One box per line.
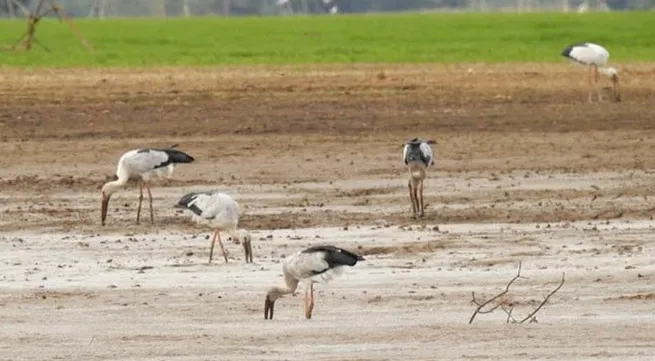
468, 262, 565, 324
502, 306, 516, 323
6, 0, 93, 52
517, 273, 565, 324
469, 261, 523, 324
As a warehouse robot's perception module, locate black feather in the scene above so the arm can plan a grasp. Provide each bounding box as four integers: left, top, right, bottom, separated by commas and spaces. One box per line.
404, 142, 431, 166
175, 191, 212, 216
561, 45, 574, 58
302, 245, 365, 275
137, 147, 195, 169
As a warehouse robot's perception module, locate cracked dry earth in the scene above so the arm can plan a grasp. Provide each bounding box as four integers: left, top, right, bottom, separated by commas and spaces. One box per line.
0, 63, 654, 360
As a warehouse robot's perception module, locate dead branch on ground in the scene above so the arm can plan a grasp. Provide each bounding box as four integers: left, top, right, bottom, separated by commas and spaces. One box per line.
468, 261, 523, 324
5, 0, 93, 52
469, 262, 565, 324
517, 273, 565, 324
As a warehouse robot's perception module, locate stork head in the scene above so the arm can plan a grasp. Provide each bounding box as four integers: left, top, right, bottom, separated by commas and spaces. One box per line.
264, 287, 287, 320
406, 138, 437, 146
599, 67, 621, 102
100, 181, 121, 226
227, 229, 251, 245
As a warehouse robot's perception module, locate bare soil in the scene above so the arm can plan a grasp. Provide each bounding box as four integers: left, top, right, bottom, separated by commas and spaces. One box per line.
0, 63, 654, 360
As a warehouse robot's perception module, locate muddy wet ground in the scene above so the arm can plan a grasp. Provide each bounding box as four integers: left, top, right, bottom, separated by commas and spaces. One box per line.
0, 63, 654, 360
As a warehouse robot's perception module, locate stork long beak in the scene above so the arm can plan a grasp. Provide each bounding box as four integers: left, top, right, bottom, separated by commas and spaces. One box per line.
613, 76, 621, 102
264, 297, 275, 320
101, 192, 110, 226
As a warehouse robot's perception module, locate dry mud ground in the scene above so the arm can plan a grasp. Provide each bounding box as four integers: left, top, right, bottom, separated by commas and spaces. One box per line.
0, 63, 654, 360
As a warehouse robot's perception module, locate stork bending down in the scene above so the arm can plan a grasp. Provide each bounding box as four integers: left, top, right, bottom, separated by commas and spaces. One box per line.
101, 146, 194, 226
264, 245, 364, 320
403, 138, 436, 219
561, 42, 621, 103
175, 190, 252, 264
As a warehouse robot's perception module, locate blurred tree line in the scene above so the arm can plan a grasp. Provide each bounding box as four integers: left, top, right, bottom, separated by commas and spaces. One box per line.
1, 0, 654, 17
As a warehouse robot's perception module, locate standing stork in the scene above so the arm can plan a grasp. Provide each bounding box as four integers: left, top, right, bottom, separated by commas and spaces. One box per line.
264, 245, 365, 320
175, 190, 252, 264
561, 42, 621, 103
101, 145, 195, 226
403, 138, 436, 219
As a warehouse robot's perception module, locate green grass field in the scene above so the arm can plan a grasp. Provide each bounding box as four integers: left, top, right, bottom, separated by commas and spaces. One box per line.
1, 12, 654, 67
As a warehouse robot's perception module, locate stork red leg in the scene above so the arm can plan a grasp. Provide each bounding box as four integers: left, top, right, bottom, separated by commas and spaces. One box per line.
303, 286, 309, 318
306, 282, 315, 319
208, 231, 217, 263
593, 65, 604, 102
145, 182, 154, 224
136, 181, 144, 225
215, 229, 229, 263
587, 65, 595, 103
418, 178, 425, 218
588, 65, 592, 85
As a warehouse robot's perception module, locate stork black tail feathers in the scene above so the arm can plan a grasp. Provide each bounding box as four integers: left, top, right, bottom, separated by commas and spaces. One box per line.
174, 191, 207, 216
303, 245, 365, 267
561, 45, 574, 58
164, 148, 195, 164
175, 192, 197, 208
332, 248, 365, 265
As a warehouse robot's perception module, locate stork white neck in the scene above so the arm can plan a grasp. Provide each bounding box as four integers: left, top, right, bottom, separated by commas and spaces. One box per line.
101, 175, 128, 196
266, 266, 300, 302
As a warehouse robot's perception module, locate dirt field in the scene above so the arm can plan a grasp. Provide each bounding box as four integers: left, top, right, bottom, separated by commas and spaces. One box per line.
1, 63, 654, 360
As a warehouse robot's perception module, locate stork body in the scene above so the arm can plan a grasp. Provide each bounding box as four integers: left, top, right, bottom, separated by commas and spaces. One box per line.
101, 146, 194, 226
561, 42, 620, 102
175, 190, 252, 264
264, 245, 364, 320
403, 138, 436, 219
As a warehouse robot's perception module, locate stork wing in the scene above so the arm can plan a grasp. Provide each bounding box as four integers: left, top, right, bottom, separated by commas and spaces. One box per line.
176, 191, 218, 218
182, 191, 240, 224
419, 142, 434, 166
122, 149, 172, 174
290, 245, 364, 283
563, 44, 609, 66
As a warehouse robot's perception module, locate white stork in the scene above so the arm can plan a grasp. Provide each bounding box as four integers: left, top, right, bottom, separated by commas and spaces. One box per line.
264, 245, 365, 320
561, 42, 621, 102
101, 145, 195, 226
175, 190, 252, 264
403, 138, 436, 219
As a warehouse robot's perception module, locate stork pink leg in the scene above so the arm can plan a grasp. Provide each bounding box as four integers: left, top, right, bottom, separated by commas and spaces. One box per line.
136, 181, 144, 225
305, 282, 315, 319
145, 182, 154, 224
589, 65, 594, 85
303, 287, 310, 318
208, 231, 218, 263
215, 230, 229, 263
587, 65, 594, 103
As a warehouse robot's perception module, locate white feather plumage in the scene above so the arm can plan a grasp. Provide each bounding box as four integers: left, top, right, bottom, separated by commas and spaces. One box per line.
184, 191, 240, 229
116, 149, 176, 181
565, 43, 609, 66
403, 140, 434, 166
561, 42, 621, 103
282, 250, 347, 284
